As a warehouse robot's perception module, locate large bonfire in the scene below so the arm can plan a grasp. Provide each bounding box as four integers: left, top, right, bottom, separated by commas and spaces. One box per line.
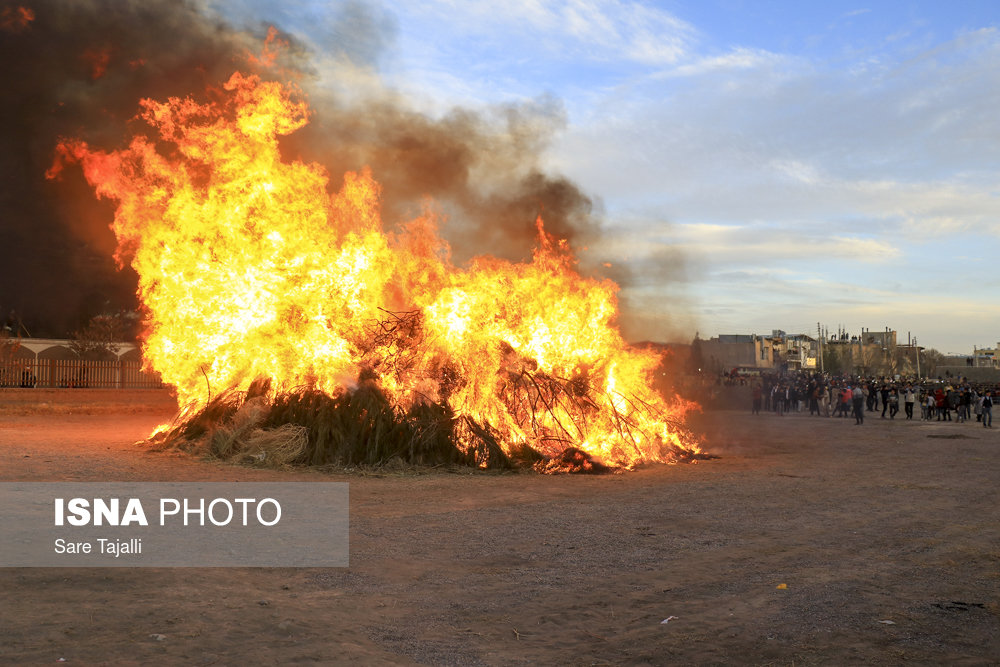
50, 60, 701, 471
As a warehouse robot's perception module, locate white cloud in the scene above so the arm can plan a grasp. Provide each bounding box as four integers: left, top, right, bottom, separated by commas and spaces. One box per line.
768, 158, 823, 185
390, 0, 697, 72
658, 46, 790, 78
459, 0, 698, 65
665, 223, 901, 264
552, 25, 1000, 233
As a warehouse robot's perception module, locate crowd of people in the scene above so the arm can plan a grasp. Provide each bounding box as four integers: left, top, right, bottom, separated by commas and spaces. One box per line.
747, 372, 995, 428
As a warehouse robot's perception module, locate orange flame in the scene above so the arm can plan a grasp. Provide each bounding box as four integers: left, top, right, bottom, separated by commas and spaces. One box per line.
50, 67, 700, 467
247, 26, 286, 69
82, 45, 112, 80
0, 6, 33, 32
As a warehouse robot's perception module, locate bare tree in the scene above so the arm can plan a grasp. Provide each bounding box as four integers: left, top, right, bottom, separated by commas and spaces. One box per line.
0, 329, 24, 387
881, 343, 900, 377
921, 348, 946, 378
856, 344, 879, 375
0, 329, 18, 363
69, 312, 136, 361
823, 345, 849, 374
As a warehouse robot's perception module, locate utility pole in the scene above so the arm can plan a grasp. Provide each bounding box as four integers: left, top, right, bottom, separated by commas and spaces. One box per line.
817, 322, 824, 373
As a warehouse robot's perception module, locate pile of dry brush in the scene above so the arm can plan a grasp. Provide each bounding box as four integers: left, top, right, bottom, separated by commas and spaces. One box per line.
153, 376, 534, 469
150, 311, 696, 472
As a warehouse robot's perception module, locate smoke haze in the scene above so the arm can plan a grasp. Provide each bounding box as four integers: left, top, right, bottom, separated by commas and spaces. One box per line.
2, 0, 598, 337
1, 0, 262, 335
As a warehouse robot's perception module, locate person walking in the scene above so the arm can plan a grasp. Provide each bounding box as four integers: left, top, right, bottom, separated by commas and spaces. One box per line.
904, 385, 915, 420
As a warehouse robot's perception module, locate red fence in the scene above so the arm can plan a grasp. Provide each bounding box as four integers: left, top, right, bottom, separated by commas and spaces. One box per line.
0, 359, 163, 389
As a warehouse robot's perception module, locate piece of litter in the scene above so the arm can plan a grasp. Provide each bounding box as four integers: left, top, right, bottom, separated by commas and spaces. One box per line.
150, 634, 167, 641
660, 616, 678, 624
776, 583, 787, 590
878, 620, 896, 625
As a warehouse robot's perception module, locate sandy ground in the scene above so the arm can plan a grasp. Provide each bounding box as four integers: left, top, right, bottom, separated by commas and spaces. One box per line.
1, 389, 998, 665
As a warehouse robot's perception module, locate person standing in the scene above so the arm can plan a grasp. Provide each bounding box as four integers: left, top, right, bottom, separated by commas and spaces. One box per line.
935, 388, 946, 421
982, 390, 993, 428
904, 385, 915, 420
852, 384, 865, 425
839, 385, 851, 417
808, 380, 820, 416
888, 387, 899, 419
947, 386, 959, 421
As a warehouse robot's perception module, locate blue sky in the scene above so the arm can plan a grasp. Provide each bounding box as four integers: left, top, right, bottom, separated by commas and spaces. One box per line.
210, 1, 1000, 354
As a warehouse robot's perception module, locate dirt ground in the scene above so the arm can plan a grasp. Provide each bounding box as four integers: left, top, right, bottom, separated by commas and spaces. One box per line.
1, 389, 998, 666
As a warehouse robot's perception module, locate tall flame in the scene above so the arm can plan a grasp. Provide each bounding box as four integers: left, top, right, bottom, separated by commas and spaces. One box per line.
50, 68, 699, 467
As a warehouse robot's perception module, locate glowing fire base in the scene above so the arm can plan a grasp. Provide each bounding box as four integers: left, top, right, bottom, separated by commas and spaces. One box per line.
153, 373, 699, 473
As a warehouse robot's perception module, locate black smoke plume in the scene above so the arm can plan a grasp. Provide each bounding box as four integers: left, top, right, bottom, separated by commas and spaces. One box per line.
3, 0, 597, 338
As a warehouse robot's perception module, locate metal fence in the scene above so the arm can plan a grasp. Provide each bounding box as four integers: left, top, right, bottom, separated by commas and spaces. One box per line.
0, 359, 163, 389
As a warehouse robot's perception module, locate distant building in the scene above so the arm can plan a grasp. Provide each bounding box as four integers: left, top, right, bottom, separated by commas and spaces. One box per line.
774, 332, 819, 371
697, 327, 937, 377
821, 328, 924, 376
696, 334, 766, 372
696, 331, 818, 374
972, 344, 1000, 368
689, 325, 1000, 380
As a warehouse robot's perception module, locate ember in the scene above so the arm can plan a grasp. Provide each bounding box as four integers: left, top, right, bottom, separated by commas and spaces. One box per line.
49, 54, 700, 470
